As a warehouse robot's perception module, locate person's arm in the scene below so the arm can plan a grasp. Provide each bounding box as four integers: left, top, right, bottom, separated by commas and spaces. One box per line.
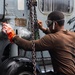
38, 20, 50, 34
2, 23, 32, 50
12, 35, 32, 50
12, 34, 53, 51
42, 28, 50, 34
2, 23, 53, 51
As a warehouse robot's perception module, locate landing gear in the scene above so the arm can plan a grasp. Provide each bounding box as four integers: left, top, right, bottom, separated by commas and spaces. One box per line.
0, 56, 40, 75
15, 71, 33, 75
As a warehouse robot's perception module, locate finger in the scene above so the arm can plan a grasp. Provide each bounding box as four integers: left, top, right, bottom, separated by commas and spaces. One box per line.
2, 26, 8, 30
2, 28, 7, 33
3, 24, 12, 30
2, 22, 7, 26
3, 23, 12, 28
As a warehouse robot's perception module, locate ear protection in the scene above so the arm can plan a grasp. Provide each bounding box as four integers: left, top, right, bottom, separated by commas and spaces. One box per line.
52, 22, 55, 30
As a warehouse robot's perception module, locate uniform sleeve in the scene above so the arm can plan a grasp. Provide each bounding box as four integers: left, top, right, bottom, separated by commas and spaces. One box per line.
12, 36, 32, 50
12, 35, 54, 51
42, 28, 50, 34
34, 34, 54, 50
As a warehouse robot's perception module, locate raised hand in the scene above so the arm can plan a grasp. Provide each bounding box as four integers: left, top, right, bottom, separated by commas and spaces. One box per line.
2, 23, 16, 42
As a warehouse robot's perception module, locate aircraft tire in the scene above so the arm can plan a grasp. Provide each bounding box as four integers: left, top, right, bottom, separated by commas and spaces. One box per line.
0, 56, 35, 75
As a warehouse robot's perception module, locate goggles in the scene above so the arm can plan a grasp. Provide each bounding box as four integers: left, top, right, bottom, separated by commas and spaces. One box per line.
45, 20, 53, 27
45, 19, 64, 27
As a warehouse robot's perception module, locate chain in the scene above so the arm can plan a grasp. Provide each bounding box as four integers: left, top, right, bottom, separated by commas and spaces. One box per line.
34, 4, 40, 40
27, 0, 37, 75
27, 0, 47, 73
